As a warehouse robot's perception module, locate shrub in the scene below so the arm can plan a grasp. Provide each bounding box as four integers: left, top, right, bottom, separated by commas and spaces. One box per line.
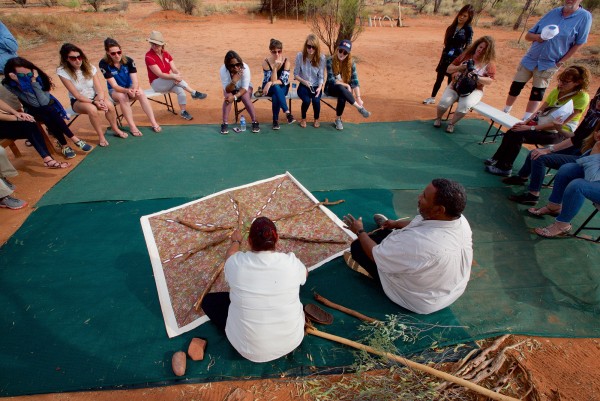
155, 0, 175, 11
85, 0, 106, 11
12, 0, 27, 6
39, 0, 59, 6
175, 0, 198, 14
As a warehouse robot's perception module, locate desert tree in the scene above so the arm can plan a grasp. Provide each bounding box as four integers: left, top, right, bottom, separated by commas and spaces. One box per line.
175, 0, 198, 14
85, 0, 106, 12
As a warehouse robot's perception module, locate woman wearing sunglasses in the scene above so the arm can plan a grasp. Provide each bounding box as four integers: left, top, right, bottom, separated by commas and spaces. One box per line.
260, 38, 295, 130
2, 56, 92, 160
293, 34, 326, 128
325, 39, 371, 131
99, 37, 161, 137
57, 43, 126, 147
219, 50, 260, 134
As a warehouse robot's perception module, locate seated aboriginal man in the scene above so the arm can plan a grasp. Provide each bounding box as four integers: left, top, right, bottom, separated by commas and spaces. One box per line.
342, 178, 473, 314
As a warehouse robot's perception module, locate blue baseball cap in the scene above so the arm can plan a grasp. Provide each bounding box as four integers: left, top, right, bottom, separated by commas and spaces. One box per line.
338, 39, 352, 53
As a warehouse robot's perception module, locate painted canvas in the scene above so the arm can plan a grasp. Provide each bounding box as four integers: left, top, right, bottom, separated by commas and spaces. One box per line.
141, 172, 355, 337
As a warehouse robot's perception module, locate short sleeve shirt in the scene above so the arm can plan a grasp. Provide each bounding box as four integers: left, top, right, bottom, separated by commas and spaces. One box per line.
56, 65, 97, 100
145, 49, 173, 84
544, 88, 590, 132
99, 57, 137, 90
220, 62, 252, 91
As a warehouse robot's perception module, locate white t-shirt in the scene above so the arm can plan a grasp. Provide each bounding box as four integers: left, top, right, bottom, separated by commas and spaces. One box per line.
56, 65, 97, 101
372, 215, 473, 314
224, 250, 307, 363
219, 62, 252, 91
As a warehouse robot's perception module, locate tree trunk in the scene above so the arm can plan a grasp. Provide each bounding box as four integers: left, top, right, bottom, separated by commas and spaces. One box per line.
513, 0, 533, 31
433, 0, 442, 14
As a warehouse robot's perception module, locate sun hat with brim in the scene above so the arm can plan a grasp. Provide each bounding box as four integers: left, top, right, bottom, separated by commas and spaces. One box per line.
541, 25, 559, 41
147, 31, 166, 46
338, 39, 352, 53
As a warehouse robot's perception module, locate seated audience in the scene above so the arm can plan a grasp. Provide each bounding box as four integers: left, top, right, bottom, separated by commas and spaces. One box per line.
57, 43, 127, 147
99, 37, 161, 136
260, 38, 295, 130
485, 66, 590, 177
2, 57, 92, 159
293, 34, 325, 128
144, 31, 207, 122
0, 147, 26, 210
219, 50, 259, 134
342, 178, 473, 314
201, 217, 307, 363
325, 39, 370, 131
504, 87, 600, 205
0, 98, 69, 168
434, 35, 496, 133
529, 138, 600, 238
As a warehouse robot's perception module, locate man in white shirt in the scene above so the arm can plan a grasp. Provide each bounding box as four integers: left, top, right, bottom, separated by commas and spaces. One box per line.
342, 178, 473, 314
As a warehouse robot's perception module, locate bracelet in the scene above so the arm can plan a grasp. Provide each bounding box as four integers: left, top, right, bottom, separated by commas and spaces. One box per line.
231, 240, 241, 244
357, 229, 365, 234
233, 95, 237, 101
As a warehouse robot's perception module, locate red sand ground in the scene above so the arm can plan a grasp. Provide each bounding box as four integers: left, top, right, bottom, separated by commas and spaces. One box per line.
1, 2, 599, 400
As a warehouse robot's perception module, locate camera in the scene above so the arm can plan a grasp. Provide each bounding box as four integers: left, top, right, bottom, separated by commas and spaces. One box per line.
465, 59, 475, 73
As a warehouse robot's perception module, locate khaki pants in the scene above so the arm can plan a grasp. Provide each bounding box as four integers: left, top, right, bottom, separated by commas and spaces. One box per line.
0, 147, 17, 198
0, 74, 22, 111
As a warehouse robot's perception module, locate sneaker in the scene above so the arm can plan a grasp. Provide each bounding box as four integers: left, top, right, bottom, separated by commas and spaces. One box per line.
335, 118, 343, 130
62, 145, 76, 159
358, 107, 371, 118
1, 176, 15, 191
286, 113, 296, 124
75, 140, 92, 152
483, 158, 497, 166
485, 165, 512, 177
220, 123, 229, 135
272, 120, 280, 130
0, 195, 27, 210
251, 121, 260, 133
508, 192, 539, 205
502, 176, 528, 185
373, 213, 388, 228
423, 97, 436, 104
191, 91, 207, 100
181, 110, 193, 121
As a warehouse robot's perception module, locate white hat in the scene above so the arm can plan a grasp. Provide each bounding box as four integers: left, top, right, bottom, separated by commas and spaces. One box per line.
147, 31, 166, 46
541, 25, 559, 41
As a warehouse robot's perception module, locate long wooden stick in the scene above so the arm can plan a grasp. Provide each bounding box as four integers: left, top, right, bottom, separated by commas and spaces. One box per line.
193, 260, 225, 311
314, 293, 379, 323
306, 327, 520, 401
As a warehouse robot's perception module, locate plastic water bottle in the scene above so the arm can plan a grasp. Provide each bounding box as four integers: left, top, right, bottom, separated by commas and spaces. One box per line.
240, 115, 246, 132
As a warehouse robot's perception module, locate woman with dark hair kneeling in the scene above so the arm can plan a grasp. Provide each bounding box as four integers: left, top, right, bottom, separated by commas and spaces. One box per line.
201, 217, 308, 363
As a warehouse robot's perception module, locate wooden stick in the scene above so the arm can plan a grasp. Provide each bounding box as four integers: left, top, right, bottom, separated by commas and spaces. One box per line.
314, 292, 379, 324
279, 235, 348, 244
194, 260, 225, 311
305, 327, 520, 401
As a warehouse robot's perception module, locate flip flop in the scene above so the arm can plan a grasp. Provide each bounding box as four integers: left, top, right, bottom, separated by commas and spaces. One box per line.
151, 125, 162, 133
99, 140, 109, 147
534, 223, 571, 238
44, 159, 70, 169
304, 304, 333, 325
113, 131, 128, 139
130, 130, 143, 137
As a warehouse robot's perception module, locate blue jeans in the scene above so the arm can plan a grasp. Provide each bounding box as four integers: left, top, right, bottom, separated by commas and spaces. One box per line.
297, 84, 321, 119
265, 84, 289, 121
517, 147, 581, 192
549, 162, 600, 223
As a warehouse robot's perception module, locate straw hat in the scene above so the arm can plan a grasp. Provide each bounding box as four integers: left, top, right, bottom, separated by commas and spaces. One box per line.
147, 31, 166, 46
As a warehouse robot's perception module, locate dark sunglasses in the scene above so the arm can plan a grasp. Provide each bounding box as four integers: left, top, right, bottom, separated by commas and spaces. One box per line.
228, 62, 243, 68
109, 50, 122, 56
16, 72, 34, 78
306, 44, 316, 50
338, 49, 348, 56
68, 55, 83, 61
270, 49, 282, 54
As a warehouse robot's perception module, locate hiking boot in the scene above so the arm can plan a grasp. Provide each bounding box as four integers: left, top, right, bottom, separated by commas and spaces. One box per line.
75, 140, 92, 152
220, 123, 229, 135
335, 118, 343, 130
272, 120, 280, 130
191, 91, 207, 100
358, 107, 371, 118
62, 145, 76, 159
1, 176, 15, 191
502, 175, 528, 185
181, 110, 193, 120
508, 192, 539, 205
423, 97, 436, 104
485, 165, 512, 177
251, 121, 260, 133
483, 158, 497, 166
373, 213, 388, 228
0, 195, 27, 210
286, 112, 296, 124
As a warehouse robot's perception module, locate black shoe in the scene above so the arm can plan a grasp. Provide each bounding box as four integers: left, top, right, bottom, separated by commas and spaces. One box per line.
251, 121, 260, 133
286, 113, 296, 124
502, 176, 528, 185
272, 120, 280, 130
484, 158, 497, 166
508, 192, 539, 205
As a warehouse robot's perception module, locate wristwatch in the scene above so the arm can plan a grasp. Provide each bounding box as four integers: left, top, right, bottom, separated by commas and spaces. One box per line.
530, 125, 536, 131
548, 145, 555, 153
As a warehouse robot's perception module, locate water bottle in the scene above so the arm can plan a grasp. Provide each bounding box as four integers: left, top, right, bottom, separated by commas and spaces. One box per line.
240, 116, 246, 132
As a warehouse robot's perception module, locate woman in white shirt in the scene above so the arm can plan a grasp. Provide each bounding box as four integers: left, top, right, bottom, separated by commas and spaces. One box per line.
201, 217, 308, 363
57, 43, 127, 147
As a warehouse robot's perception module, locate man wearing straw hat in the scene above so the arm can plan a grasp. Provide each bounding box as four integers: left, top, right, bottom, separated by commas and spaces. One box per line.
144, 30, 208, 121
342, 178, 473, 314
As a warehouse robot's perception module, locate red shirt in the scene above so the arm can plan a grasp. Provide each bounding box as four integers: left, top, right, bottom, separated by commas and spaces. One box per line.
145, 49, 174, 84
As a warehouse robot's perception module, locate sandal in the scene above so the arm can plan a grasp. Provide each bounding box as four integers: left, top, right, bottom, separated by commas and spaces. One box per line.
527, 205, 561, 217
44, 159, 70, 169
433, 118, 442, 128
151, 125, 162, 133
446, 123, 455, 133
313, 120, 320, 128
113, 130, 128, 139
299, 119, 307, 128
130, 130, 143, 137
534, 223, 572, 238
99, 140, 109, 147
